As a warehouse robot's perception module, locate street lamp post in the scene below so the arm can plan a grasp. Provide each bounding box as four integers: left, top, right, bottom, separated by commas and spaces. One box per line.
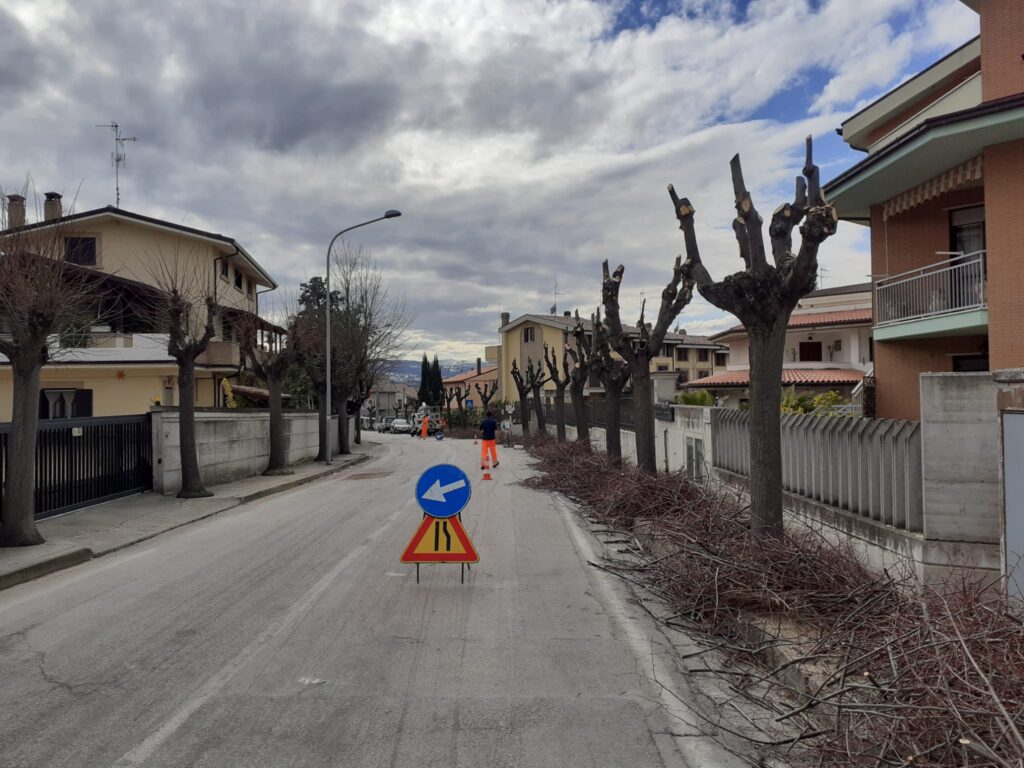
325, 210, 402, 464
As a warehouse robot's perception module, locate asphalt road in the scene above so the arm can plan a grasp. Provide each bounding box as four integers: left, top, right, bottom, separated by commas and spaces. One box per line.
0, 434, 742, 768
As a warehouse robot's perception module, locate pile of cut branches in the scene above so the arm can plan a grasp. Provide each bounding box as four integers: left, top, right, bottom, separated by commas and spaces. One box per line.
526, 437, 1024, 767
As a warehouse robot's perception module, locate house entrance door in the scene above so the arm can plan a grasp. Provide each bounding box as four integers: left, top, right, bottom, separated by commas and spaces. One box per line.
1004, 412, 1024, 601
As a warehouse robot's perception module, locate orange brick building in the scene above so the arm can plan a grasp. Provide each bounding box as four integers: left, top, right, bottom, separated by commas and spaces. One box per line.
825, 0, 1024, 419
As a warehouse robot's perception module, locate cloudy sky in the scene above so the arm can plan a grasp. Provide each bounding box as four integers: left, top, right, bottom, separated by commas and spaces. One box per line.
3, 0, 977, 359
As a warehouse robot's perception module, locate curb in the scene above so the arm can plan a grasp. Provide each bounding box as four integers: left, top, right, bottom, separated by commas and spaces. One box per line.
0, 545, 93, 592
0, 450, 379, 592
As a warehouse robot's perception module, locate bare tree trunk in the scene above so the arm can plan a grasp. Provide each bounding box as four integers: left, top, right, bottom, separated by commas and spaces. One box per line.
354, 402, 363, 445
570, 381, 590, 448
518, 395, 531, 437
632, 367, 657, 475
264, 375, 292, 476
338, 399, 351, 455
532, 385, 546, 432
747, 323, 788, 537
605, 384, 623, 462
0, 358, 45, 546
553, 389, 567, 442
316, 381, 329, 462
177, 358, 212, 498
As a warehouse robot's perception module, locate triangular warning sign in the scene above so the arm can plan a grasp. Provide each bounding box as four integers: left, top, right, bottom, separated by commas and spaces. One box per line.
400, 515, 479, 564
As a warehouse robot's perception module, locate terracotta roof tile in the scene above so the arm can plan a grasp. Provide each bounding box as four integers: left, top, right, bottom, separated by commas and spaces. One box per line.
713, 308, 872, 339
686, 369, 866, 388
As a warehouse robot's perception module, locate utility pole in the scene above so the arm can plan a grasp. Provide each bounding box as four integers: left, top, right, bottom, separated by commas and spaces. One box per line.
96, 122, 137, 207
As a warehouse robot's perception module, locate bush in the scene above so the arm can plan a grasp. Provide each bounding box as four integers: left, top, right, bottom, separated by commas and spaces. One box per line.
676, 389, 714, 406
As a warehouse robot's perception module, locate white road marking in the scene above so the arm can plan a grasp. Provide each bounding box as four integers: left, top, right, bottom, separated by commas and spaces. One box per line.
111, 505, 406, 767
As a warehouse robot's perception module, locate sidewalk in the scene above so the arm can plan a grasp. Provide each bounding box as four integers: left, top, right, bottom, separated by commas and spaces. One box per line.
0, 443, 381, 591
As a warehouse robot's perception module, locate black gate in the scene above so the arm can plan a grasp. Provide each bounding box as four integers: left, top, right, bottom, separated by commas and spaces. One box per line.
0, 414, 153, 519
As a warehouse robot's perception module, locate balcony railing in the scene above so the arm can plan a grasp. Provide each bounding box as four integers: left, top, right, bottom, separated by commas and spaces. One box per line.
875, 251, 986, 326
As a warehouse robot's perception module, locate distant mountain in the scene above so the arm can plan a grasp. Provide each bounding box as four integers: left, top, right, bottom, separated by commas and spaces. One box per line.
382, 359, 478, 385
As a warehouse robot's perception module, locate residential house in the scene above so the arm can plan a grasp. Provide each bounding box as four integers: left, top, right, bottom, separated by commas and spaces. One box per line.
0, 195, 278, 420
442, 364, 500, 411
692, 283, 873, 407
824, 0, 1023, 419
364, 380, 417, 421
496, 311, 728, 407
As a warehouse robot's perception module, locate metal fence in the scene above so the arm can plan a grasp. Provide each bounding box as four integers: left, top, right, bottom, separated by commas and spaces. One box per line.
711, 409, 923, 532
554, 398, 635, 430
875, 250, 986, 326
0, 414, 153, 519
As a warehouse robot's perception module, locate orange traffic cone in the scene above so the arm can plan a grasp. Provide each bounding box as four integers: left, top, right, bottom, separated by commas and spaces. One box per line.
482, 455, 492, 481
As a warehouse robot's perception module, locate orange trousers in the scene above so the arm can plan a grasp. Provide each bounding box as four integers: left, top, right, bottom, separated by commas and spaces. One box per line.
480, 439, 498, 467
421, 419, 429, 438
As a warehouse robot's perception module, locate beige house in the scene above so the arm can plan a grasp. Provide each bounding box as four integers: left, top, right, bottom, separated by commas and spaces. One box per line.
694, 283, 874, 408
0, 194, 277, 420
496, 311, 727, 406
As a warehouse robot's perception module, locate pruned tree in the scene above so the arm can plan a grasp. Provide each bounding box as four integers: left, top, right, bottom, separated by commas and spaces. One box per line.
453, 386, 467, 426
543, 337, 570, 442
238, 303, 296, 476
0, 197, 96, 545
443, 385, 456, 425
565, 312, 594, 449
474, 379, 498, 414
667, 137, 837, 535
148, 248, 222, 497
601, 254, 695, 475
510, 358, 532, 438
591, 308, 631, 462
526, 357, 550, 432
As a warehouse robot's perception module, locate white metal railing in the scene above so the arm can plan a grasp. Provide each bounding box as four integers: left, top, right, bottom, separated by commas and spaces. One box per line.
875, 251, 986, 326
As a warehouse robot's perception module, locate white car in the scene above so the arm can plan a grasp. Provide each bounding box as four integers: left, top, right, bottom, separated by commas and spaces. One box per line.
389, 418, 411, 433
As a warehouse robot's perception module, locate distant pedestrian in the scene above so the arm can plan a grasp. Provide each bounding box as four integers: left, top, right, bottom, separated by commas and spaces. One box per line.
478, 410, 499, 469
501, 416, 513, 447
420, 414, 429, 440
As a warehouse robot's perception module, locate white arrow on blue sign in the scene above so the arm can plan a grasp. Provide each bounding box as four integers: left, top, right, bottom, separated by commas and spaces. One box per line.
415, 463, 472, 519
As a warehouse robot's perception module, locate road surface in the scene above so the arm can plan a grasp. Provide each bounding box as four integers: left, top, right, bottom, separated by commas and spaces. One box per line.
0, 434, 741, 767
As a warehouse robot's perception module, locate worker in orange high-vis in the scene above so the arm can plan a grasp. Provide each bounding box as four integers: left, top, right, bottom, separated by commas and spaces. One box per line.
420, 413, 430, 440
478, 410, 499, 470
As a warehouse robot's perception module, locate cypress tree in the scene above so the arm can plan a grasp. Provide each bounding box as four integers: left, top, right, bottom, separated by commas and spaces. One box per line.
430, 356, 443, 406
418, 354, 430, 406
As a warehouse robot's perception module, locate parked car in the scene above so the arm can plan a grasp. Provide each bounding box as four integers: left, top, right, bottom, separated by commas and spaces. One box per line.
389, 418, 411, 434
379, 417, 394, 432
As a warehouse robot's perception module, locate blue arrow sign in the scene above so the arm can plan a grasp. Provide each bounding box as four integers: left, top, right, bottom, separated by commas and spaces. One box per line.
415, 464, 471, 519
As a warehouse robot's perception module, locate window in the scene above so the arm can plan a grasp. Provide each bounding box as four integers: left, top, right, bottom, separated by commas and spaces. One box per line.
246, 277, 255, 297
697, 349, 709, 362
677, 347, 689, 362
220, 259, 229, 279
869, 337, 874, 363
686, 437, 705, 481
65, 237, 96, 266
523, 327, 536, 343
656, 364, 669, 372
715, 352, 727, 366
799, 341, 822, 362
234, 268, 243, 290
833, 338, 842, 352
660, 345, 670, 358
698, 369, 710, 379
952, 354, 989, 372
951, 206, 985, 254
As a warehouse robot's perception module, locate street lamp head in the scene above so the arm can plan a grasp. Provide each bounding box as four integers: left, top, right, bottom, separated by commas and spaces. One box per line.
384, 209, 402, 219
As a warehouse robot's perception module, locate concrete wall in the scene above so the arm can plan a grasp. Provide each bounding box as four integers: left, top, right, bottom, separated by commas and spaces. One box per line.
152, 409, 346, 494
920, 373, 1000, 544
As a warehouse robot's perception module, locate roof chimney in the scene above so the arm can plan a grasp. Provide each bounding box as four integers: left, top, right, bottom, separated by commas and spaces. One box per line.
563, 310, 571, 318
477, 357, 482, 375
5, 194, 25, 229
678, 328, 686, 336
500, 312, 510, 329
43, 192, 63, 222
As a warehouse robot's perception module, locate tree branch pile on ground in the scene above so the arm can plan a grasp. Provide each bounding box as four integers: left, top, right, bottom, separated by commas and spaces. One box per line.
524, 437, 1024, 768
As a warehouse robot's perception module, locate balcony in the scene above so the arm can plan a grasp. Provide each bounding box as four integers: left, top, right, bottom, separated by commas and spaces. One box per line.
874, 251, 988, 341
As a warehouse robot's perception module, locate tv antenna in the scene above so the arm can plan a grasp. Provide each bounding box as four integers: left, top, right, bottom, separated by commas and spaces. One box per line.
96, 121, 137, 207
818, 265, 830, 289
550, 277, 562, 315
